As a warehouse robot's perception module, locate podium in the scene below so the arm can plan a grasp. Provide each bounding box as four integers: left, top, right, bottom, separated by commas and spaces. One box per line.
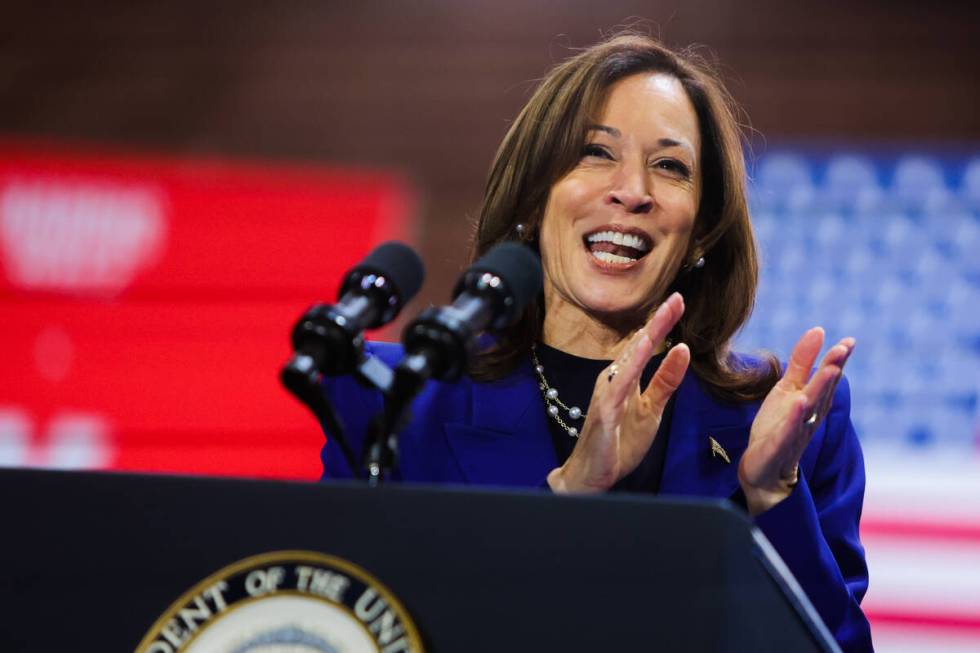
0, 468, 839, 652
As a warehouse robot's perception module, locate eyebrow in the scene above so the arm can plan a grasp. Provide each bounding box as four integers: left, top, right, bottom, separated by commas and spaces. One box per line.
588, 124, 621, 137
587, 124, 694, 155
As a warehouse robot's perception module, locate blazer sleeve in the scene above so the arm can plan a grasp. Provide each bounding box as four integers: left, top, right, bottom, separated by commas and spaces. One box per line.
753, 375, 874, 653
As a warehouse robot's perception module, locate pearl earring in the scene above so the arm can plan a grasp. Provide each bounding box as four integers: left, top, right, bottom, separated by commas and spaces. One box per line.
694, 256, 705, 269
515, 223, 526, 236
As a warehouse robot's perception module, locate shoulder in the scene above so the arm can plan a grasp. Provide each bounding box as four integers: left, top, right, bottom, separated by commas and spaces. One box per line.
726, 350, 772, 371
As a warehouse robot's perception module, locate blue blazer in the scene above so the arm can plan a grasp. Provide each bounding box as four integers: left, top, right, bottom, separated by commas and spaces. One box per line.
321, 342, 873, 652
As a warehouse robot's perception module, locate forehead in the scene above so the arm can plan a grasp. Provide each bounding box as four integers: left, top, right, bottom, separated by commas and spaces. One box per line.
594, 72, 700, 152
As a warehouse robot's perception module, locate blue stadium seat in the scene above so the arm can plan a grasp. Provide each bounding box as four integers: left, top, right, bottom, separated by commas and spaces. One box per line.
891, 156, 952, 214
821, 155, 881, 213
741, 150, 980, 449
752, 153, 815, 213
961, 158, 980, 210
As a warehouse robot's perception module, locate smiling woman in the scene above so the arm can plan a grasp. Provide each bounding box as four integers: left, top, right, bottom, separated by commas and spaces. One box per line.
320, 32, 873, 653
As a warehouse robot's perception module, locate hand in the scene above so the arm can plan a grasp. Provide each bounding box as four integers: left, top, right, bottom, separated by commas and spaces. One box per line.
739, 327, 855, 516
548, 292, 691, 493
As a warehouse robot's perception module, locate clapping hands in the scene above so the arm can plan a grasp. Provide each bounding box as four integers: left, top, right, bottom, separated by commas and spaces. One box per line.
739, 327, 855, 515
548, 292, 690, 493
548, 295, 855, 519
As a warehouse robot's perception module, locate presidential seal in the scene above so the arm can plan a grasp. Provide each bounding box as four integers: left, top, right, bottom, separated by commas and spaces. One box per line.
136, 550, 425, 653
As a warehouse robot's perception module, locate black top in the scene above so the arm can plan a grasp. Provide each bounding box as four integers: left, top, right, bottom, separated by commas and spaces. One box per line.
534, 342, 675, 493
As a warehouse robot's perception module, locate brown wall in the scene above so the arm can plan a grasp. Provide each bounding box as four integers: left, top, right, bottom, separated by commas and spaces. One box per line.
2, 0, 978, 307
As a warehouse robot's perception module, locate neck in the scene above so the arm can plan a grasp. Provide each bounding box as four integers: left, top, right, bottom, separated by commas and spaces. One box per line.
541, 299, 665, 360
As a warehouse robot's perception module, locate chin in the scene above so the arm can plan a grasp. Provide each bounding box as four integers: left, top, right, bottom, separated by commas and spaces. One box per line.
579, 294, 650, 322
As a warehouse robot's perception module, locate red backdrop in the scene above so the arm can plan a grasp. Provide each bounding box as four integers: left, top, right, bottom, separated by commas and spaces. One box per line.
0, 140, 415, 480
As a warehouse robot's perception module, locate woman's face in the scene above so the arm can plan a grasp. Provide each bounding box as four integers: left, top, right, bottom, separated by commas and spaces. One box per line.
539, 72, 701, 327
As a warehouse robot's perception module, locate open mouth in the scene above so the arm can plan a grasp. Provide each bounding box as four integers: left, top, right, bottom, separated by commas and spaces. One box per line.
584, 228, 652, 265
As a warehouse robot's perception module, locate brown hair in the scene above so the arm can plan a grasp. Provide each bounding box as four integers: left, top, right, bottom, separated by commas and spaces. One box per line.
470, 32, 779, 403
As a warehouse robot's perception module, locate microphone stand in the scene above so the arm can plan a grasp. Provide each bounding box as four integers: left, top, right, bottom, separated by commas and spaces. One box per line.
280, 354, 361, 478
283, 348, 399, 483
363, 351, 431, 486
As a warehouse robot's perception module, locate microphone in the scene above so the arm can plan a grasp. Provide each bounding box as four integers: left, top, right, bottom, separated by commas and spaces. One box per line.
282, 241, 423, 480
399, 242, 543, 383
288, 241, 425, 377
360, 242, 540, 485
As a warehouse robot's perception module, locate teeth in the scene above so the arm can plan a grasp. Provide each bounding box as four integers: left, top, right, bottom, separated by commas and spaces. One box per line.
591, 251, 637, 264
586, 231, 649, 252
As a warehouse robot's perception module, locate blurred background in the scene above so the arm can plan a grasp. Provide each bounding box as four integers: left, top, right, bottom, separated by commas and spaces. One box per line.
1, 1, 978, 650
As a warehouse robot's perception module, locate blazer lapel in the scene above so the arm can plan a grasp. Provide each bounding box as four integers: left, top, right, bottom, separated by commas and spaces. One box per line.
660, 371, 757, 499
444, 363, 558, 487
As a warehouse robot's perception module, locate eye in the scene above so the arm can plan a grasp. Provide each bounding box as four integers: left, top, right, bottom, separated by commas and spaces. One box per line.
653, 158, 691, 178
580, 143, 613, 160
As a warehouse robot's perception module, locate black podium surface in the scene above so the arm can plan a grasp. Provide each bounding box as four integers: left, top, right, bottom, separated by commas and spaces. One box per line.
0, 468, 838, 652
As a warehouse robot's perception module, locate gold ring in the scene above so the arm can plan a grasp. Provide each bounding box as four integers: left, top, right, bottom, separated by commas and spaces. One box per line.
607, 364, 619, 383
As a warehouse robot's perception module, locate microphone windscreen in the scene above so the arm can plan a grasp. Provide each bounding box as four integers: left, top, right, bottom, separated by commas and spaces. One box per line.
466, 242, 543, 313
351, 241, 426, 302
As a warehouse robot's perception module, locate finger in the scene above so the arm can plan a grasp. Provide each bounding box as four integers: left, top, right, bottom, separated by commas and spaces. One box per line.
802, 363, 840, 407
818, 338, 855, 370
784, 396, 813, 474
597, 293, 685, 409
808, 339, 856, 423
814, 355, 851, 424
781, 327, 825, 389
815, 373, 842, 426
641, 292, 685, 348
800, 365, 841, 429
606, 331, 655, 406
780, 394, 816, 455
641, 343, 690, 416
604, 296, 677, 392
592, 327, 646, 396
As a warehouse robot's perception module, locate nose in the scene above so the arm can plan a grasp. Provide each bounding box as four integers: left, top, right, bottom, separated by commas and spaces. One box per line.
605, 162, 653, 214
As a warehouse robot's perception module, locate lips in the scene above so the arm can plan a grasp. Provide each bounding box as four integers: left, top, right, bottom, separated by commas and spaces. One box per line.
583, 227, 652, 265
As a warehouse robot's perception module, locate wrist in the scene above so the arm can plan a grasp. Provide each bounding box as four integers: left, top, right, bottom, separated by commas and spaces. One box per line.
739, 463, 799, 516
741, 479, 797, 516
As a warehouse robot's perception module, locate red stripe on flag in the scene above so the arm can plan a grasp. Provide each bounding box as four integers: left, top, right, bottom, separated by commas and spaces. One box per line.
867, 610, 980, 633
862, 519, 980, 544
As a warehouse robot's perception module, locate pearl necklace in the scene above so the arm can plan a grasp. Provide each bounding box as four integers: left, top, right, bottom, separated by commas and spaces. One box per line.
530, 346, 587, 438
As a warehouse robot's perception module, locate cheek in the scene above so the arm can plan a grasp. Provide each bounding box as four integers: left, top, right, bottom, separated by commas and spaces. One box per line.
537, 215, 564, 292
539, 180, 592, 262
659, 189, 699, 234
547, 176, 595, 226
